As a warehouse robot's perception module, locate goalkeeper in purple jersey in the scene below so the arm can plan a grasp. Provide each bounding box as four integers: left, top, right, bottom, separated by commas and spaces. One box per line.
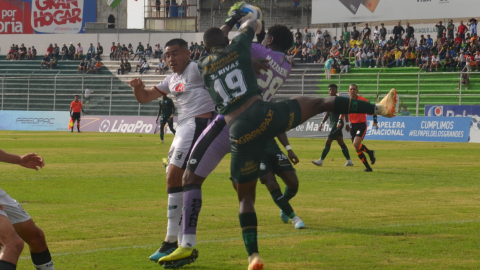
158, 24, 305, 269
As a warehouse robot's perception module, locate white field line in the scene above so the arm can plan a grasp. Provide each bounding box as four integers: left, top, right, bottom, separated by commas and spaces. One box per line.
19, 219, 480, 260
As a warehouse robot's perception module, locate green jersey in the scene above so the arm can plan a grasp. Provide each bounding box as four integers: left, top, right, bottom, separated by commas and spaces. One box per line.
328, 112, 340, 129
159, 97, 174, 117
342, 31, 350, 42
338, 40, 345, 50
137, 45, 144, 52
198, 27, 261, 115
264, 138, 281, 152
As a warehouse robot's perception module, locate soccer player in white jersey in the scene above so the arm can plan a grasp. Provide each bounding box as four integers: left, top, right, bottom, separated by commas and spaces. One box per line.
0, 149, 55, 270
129, 39, 215, 264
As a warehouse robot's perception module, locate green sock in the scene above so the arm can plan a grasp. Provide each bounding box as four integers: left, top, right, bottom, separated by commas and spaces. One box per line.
321, 143, 331, 160
340, 144, 351, 160
270, 188, 295, 218
283, 186, 297, 202
239, 213, 258, 256
333, 96, 375, 115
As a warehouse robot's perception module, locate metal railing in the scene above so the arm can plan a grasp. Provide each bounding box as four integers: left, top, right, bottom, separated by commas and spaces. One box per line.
0, 72, 478, 116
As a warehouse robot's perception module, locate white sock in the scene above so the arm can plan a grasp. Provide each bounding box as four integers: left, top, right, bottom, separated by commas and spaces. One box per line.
165, 192, 183, 243
181, 234, 196, 248
177, 225, 183, 245
34, 261, 54, 270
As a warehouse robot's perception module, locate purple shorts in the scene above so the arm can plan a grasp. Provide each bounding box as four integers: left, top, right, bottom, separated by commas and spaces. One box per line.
186, 114, 231, 177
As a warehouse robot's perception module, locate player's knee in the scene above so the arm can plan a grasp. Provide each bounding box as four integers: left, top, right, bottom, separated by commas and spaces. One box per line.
26, 227, 47, 249
8, 235, 25, 255
261, 177, 278, 192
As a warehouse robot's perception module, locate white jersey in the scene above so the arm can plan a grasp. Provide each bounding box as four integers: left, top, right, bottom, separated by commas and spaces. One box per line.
155, 62, 215, 125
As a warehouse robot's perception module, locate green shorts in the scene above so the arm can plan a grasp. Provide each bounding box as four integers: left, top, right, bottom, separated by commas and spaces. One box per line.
229, 100, 302, 184
259, 149, 295, 180
328, 127, 343, 140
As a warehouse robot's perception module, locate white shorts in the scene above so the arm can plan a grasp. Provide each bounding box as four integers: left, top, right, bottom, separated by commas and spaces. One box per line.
166, 117, 212, 172
0, 187, 31, 224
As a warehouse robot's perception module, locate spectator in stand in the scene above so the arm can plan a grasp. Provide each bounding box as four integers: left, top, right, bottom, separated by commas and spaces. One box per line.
408, 34, 417, 51
362, 23, 371, 40
366, 48, 375, 68
31, 45, 37, 59
405, 49, 416, 67
454, 33, 463, 51
155, 59, 166, 74
135, 57, 144, 72
467, 18, 477, 36
444, 52, 455, 72
292, 38, 302, 59
52, 43, 59, 59
115, 42, 122, 60
331, 36, 338, 47
426, 35, 433, 52
364, 35, 372, 50
324, 55, 334, 79
13, 45, 19, 60
430, 53, 441, 72
355, 49, 367, 68
78, 59, 86, 73
339, 55, 350, 73
399, 102, 411, 116
50, 56, 58, 69
295, 28, 302, 43
379, 36, 387, 49
85, 59, 95, 74
458, 21, 469, 40
110, 42, 116, 60
119, 44, 127, 60
457, 71, 470, 90
379, 23, 387, 40
145, 43, 153, 58
435, 21, 446, 38
415, 49, 423, 67
309, 45, 318, 63
386, 35, 395, 51
118, 59, 125, 75
393, 22, 405, 41
25, 47, 32, 60
338, 35, 346, 56
320, 45, 329, 63
418, 53, 428, 72
373, 25, 380, 40
86, 43, 95, 61
40, 54, 50, 69
139, 59, 149, 74
124, 59, 132, 73
316, 29, 324, 45
74, 43, 83, 60
95, 43, 103, 60
351, 26, 360, 41
305, 28, 312, 42
465, 51, 473, 72
405, 22, 415, 39
324, 30, 331, 43
132, 42, 144, 60
46, 44, 54, 58
474, 50, 480, 72
324, 37, 332, 50
165, 0, 170, 17
154, 44, 161, 58
376, 48, 385, 68
6, 46, 14, 60
17, 43, 26, 60
95, 60, 102, 74
348, 43, 359, 62
301, 44, 309, 63
387, 47, 404, 67
84, 86, 92, 106
342, 26, 349, 46
128, 43, 134, 56
61, 44, 68, 60
447, 19, 455, 40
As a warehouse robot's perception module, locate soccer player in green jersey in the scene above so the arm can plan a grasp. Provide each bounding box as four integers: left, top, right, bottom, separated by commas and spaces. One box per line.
150, 3, 396, 269
312, 84, 353, 166
156, 95, 176, 143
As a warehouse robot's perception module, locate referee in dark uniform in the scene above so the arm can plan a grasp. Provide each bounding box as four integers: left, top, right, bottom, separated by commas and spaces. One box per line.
156, 95, 176, 143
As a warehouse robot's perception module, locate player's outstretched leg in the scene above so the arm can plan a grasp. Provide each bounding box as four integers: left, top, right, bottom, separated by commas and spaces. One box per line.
337, 137, 354, 166
0, 215, 23, 270
292, 88, 397, 124
14, 219, 55, 270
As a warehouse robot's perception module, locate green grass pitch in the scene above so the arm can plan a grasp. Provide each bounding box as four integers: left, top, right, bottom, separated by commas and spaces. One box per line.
1, 131, 480, 270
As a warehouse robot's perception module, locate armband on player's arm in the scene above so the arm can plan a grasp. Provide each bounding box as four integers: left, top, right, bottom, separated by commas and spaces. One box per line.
337, 119, 344, 126
373, 115, 378, 124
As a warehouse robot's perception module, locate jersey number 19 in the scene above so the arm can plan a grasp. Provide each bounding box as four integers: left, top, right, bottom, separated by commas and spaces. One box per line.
214, 69, 247, 107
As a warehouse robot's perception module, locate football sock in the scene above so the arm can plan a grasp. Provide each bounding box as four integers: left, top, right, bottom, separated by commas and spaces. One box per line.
340, 144, 351, 160
31, 248, 54, 270
283, 186, 297, 202
166, 187, 183, 243
333, 96, 375, 115
239, 212, 259, 256
0, 260, 16, 270
357, 152, 371, 169
270, 188, 295, 219
160, 127, 165, 141
321, 143, 331, 160
181, 184, 202, 248
357, 143, 370, 153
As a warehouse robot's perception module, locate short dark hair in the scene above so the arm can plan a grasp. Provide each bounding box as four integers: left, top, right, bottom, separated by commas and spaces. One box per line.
349, 84, 358, 90
75, 95, 79, 98
267, 25, 294, 52
328, 84, 338, 90
203, 27, 226, 49
165, 39, 188, 49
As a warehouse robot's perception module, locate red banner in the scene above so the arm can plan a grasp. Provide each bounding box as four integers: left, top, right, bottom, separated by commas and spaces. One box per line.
0, 0, 34, 34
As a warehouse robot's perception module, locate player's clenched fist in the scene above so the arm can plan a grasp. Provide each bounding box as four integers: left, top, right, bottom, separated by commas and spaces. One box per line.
129, 78, 145, 89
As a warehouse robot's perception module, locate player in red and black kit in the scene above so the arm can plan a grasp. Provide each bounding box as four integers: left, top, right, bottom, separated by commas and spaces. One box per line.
346, 84, 377, 172
70, 95, 85, 133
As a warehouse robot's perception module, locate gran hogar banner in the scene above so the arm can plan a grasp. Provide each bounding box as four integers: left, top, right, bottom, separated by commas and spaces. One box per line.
0, 111, 70, 131
364, 116, 471, 143
0, 0, 97, 34
425, 105, 480, 143
81, 116, 177, 134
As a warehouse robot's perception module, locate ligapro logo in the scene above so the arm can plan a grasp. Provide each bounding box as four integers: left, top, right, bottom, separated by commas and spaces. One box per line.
98, 119, 153, 133
427, 106, 444, 116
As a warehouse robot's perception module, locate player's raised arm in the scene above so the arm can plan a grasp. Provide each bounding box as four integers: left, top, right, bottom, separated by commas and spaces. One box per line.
0, 149, 44, 171
130, 78, 165, 104
276, 133, 299, 164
